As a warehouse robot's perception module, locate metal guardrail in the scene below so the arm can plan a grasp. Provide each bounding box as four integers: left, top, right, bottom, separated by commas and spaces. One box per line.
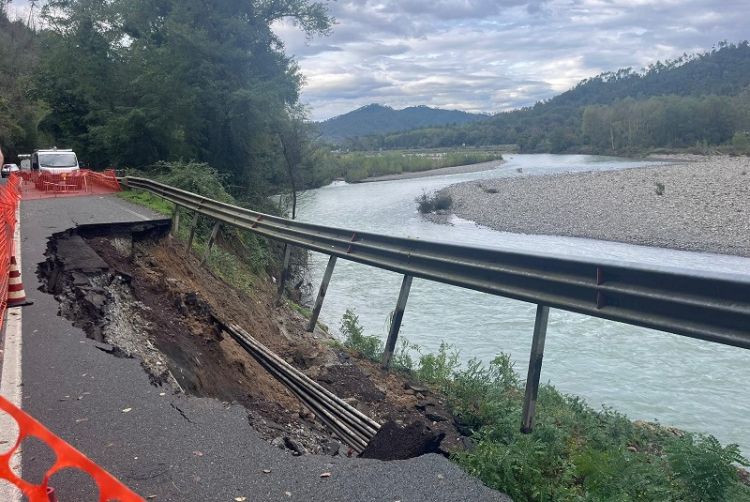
122, 176, 750, 432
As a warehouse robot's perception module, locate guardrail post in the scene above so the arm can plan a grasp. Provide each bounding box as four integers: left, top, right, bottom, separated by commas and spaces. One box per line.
185, 212, 200, 251
170, 205, 180, 238
306, 255, 337, 332
201, 221, 221, 265
521, 304, 550, 434
275, 244, 292, 306
381, 275, 413, 369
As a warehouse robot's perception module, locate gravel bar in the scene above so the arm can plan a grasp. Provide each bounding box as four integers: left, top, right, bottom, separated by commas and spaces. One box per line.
441, 155, 750, 256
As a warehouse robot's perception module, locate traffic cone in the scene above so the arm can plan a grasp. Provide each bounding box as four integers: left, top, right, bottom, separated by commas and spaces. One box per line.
8, 256, 32, 307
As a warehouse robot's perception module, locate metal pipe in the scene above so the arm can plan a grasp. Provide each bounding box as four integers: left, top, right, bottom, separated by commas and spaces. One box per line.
306, 255, 337, 332
201, 221, 221, 265
186, 211, 200, 251
521, 304, 550, 434
226, 325, 372, 449
275, 244, 291, 306
170, 205, 180, 237
381, 275, 413, 369
226, 323, 379, 435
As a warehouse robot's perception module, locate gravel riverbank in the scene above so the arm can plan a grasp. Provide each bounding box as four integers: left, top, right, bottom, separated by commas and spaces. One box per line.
440, 155, 750, 256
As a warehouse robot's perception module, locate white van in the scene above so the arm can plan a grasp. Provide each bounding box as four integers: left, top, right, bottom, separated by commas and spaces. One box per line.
32, 149, 80, 174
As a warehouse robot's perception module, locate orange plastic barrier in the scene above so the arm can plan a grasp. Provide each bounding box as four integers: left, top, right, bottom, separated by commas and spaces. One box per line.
20, 169, 121, 200
0, 174, 20, 329
0, 397, 143, 501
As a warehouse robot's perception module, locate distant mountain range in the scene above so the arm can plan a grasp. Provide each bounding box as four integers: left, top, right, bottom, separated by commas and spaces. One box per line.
316, 104, 487, 143
339, 41, 750, 153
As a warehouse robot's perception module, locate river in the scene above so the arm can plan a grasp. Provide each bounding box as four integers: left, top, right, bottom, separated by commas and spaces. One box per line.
296, 154, 750, 453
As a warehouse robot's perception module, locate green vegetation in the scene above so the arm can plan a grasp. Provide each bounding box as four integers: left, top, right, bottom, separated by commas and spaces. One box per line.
117, 190, 173, 215
340, 310, 384, 361
121, 161, 276, 279
416, 191, 453, 213
338, 310, 750, 501
304, 150, 503, 186
0, 0, 331, 203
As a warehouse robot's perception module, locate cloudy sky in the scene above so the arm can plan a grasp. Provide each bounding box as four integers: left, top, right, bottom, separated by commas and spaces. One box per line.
8, 1, 749, 120
274, 0, 748, 120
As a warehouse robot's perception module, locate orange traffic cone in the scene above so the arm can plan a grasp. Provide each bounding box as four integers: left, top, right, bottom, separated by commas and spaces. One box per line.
8, 256, 32, 307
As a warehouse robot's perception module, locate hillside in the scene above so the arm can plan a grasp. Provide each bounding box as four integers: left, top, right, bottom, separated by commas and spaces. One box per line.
317, 104, 486, 143
347, 42, 750, 154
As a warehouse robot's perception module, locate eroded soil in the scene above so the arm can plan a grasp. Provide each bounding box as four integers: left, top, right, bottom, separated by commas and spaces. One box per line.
38, 221, 469, 458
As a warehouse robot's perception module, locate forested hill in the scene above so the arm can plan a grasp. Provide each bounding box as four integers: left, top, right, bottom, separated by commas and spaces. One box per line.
552, 41, 750, 107
348, 42, 750, 154
317, 104, 486, 143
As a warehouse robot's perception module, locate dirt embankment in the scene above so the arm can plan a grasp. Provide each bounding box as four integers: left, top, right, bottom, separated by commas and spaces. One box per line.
440, 155, 750, 256
39, 222, 470, 459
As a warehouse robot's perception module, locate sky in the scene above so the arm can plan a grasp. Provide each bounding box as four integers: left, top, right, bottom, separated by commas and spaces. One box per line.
8, 0, 749, 121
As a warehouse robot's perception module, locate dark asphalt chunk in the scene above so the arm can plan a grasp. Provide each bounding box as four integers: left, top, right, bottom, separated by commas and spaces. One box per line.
18, 195, 510, 501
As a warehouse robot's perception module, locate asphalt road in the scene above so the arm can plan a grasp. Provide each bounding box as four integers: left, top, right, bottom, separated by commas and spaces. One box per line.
11, 194, 509, 501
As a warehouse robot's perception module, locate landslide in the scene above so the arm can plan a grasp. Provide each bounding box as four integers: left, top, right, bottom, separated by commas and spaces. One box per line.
38, 221, 469, 457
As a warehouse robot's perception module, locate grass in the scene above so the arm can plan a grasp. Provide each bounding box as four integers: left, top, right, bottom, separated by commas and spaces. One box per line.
338, 309, 750, 501
118, 189, 173, 215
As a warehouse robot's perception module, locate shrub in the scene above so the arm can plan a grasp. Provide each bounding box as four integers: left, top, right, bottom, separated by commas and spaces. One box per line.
416, 191, 453, 213
667, 434, 749, 502
339, 309, 383, 361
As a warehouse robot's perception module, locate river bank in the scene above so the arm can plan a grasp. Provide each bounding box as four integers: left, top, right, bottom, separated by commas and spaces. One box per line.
439, 155, 750, 256
359, 159, 505, 183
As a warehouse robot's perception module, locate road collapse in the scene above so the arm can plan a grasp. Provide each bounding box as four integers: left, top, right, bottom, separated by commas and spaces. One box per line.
37, 220, 472, 460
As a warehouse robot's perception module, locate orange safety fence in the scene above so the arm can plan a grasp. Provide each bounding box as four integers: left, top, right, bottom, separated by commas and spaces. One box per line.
0, 173, 142, 501
0, 397, 143, 502
19, 169, 121, 200
0, 174, 20, 329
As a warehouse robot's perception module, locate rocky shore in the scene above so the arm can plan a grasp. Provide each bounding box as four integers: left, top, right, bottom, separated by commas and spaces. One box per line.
439, 155, 750, 256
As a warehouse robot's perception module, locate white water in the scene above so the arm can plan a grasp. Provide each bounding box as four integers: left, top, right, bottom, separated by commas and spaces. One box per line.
297, 154, 750, 453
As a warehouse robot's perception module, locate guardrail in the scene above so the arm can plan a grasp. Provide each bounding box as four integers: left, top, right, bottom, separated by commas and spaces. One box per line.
121, 176, 750, 433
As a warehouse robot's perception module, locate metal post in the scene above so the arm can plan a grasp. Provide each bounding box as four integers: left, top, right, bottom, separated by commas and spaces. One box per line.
201, 222, 221, 265
306, 255, 337, 332
275, 244, 292, 306
381, 275, 413, 369
185, 212, 200, 251
521, 304, 550, 434
170, 205, 180, 237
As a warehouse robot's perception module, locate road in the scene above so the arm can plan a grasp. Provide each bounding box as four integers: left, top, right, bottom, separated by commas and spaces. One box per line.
3, 194, 509, 501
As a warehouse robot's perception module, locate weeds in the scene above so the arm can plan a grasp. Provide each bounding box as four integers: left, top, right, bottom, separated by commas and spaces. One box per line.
340, 309, 383, 361
655, 181, 665, 195
335, 310, 750, 501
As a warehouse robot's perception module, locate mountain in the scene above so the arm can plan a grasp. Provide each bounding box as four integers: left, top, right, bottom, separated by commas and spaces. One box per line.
316, 104, 486, 143
347, 41, 750, 154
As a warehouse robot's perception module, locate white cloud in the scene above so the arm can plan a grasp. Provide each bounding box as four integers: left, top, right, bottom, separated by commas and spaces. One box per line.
277, 0, 750, 119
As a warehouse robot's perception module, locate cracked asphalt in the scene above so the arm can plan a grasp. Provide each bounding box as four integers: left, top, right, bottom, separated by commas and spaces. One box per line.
14, 194, 510, 501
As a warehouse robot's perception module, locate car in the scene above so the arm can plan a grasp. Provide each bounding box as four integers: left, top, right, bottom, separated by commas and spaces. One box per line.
1, 163, 19, 178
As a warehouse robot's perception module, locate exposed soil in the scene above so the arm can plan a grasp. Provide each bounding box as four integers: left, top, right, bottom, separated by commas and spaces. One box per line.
37, 221, 470, 459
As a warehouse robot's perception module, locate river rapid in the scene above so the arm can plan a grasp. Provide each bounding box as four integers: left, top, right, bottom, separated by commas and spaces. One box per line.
296, 154, 750, 453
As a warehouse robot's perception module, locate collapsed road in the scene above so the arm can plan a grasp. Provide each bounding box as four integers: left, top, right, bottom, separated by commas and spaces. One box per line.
7, 194, 510, 501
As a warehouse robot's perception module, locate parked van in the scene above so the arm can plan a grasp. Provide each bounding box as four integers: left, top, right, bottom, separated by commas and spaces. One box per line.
32, 149, 80, 174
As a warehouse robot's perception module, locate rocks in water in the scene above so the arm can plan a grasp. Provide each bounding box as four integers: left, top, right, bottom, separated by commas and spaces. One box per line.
359, 421, 445, 461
